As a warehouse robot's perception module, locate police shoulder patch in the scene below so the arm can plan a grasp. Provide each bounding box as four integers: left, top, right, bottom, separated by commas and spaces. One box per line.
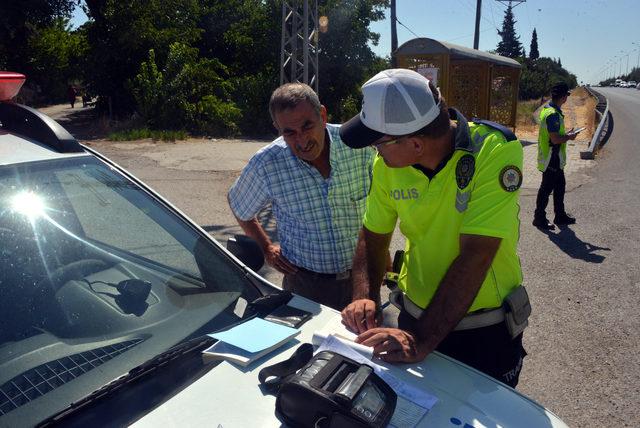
456, 154, 475, 190
499, 165, 522, 192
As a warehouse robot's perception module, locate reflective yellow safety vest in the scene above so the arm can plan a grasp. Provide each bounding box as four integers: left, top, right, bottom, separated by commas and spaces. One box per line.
363, 111, 523, 313
538, 104, 566, 171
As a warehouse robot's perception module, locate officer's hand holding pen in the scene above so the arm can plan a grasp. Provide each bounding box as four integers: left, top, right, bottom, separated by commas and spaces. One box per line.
341, 299, 378, 334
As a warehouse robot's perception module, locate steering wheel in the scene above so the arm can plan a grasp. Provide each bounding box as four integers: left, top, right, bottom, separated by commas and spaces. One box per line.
31, 259, 111, 331
43, 259, 110, 291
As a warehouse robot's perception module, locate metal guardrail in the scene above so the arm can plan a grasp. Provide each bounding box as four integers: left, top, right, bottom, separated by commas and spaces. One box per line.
581, 87, 609, 159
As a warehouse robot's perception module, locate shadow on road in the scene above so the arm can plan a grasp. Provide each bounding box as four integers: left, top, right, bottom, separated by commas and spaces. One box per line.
540, 225, 611, 263
201, 204, 277, 243
598, 111, 614, 149
54, 106, 111, 141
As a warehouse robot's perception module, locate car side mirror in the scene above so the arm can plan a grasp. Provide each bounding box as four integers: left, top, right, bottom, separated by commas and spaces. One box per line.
226, 234, 265, 272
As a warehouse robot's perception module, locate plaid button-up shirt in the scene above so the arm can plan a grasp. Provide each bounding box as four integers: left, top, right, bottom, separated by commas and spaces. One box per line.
229, 124, 374, 274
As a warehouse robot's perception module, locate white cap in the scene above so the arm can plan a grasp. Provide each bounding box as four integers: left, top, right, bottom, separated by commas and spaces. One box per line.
340, 68, 440, 148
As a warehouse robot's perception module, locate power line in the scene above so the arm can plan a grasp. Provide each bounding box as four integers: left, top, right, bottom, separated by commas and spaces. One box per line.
458, 0, 498, 30
448, 27, 495, 43
395, 17, 420, 39
522, 0, 533, 31
495, 0, 526, 9
488, 0, 498, 29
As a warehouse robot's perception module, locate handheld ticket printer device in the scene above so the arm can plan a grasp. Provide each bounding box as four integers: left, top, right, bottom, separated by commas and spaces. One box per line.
260, 345, 397, 428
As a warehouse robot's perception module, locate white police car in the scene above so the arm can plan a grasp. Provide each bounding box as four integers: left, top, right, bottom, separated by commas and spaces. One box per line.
0, 73, 569, 427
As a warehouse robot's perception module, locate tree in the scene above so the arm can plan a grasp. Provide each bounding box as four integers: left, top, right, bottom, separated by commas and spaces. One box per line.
197, 0, 282, 136
83, 0, 203, 114
0, 0, 78, 101
132, 43, 241, 135
27, 18, 89, 103
317, 0, 389, 122
496, 5, 524, 59
81, 0, 388, 136
196, 0, 388, 135
529, 28, 539, 60
518, 56, 578, 100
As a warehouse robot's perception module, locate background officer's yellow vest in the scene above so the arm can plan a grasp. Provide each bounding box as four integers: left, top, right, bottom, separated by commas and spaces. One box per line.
538, 105, 567, 171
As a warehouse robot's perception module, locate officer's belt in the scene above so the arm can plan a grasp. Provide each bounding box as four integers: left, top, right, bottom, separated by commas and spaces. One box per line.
397, 292, 505, 331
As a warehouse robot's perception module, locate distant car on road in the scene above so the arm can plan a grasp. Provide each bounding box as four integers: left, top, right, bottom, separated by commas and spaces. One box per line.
627, 80, 637, 88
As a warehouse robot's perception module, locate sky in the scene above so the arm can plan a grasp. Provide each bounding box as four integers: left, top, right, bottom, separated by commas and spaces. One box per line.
369, 0, 640, 84
72, 0, 640, 85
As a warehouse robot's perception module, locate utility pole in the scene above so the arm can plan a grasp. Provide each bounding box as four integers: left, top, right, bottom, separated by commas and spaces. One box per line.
626, 53, 630, 75
473, 0, 482, 49
280, 0, 319, 93
391, 0, 398, 67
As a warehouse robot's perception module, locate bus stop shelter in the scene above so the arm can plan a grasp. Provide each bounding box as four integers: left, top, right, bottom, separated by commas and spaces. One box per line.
395, 38, 521, 128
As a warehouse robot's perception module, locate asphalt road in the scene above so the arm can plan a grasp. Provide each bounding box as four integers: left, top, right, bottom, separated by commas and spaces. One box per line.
516, 87, 640, 426
69, 88, 640, 426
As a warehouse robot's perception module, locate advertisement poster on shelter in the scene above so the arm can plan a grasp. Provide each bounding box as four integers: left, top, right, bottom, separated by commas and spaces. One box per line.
416, 67, 438, 86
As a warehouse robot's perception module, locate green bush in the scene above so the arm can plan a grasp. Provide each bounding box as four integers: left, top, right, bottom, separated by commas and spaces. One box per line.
519, 66, 546, 100
195, 95, 241, 135
131, 50, 164, 127
232, 70, 279, 137
108, 128, 188, 141
132, 43, 241, 136
518, 57, 578, 100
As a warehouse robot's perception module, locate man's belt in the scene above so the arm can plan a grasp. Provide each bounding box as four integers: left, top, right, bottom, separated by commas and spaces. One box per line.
392, 291, 505, 331
296, 266, 351, 281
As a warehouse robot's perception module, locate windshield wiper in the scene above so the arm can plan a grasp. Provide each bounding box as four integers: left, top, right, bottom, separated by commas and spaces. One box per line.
37, 292, 292, 426
37, 335, 214, 427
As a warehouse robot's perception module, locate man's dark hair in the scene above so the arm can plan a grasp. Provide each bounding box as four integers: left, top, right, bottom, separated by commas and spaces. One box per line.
551, 93, 568, 103
410, 81, 450, 139
550, 82, 570, 103
269, 83, 321, 123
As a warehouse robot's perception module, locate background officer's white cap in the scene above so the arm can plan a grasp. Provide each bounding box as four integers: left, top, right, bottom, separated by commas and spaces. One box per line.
340, 68, 440, 148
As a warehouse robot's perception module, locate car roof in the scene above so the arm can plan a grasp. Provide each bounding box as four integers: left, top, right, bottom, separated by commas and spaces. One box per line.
0, 101, 89, 167
0, 131, 89, 166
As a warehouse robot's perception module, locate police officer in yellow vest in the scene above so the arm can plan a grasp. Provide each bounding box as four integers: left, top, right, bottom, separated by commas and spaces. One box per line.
339, 69, 529, 387
533, 82, 578, 230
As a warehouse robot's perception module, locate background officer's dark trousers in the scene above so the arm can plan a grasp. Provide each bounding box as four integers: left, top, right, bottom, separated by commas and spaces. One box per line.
534, 161, 566, 220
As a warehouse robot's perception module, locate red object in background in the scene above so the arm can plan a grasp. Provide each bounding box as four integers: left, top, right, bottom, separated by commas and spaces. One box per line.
0, 72, 26, 101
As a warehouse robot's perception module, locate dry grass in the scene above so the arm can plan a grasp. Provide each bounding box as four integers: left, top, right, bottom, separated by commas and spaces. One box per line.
515, 88, 597, 141
568, 87, 597, 137
516, 99, 542, 139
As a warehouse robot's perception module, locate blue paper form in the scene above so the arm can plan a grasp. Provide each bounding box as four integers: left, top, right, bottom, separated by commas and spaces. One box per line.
208, 317, 298, 353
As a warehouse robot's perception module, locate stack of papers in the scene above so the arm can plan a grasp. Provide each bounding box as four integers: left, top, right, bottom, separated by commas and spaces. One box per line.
203, 317, 300, 366
311, 316, 373, 359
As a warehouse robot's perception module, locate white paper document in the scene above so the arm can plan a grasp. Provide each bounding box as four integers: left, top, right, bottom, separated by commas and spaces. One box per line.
312, 333, 373, 359
388, 397, 430, 428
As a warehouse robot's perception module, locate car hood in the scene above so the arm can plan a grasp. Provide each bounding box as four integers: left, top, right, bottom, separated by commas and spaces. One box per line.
132, 295, 568, 428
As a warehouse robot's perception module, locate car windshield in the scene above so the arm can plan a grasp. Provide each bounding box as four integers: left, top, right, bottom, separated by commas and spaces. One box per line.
0, 156, 261, 423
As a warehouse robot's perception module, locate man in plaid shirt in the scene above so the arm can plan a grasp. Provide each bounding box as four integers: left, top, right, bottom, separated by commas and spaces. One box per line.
228, 83, 374, 310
